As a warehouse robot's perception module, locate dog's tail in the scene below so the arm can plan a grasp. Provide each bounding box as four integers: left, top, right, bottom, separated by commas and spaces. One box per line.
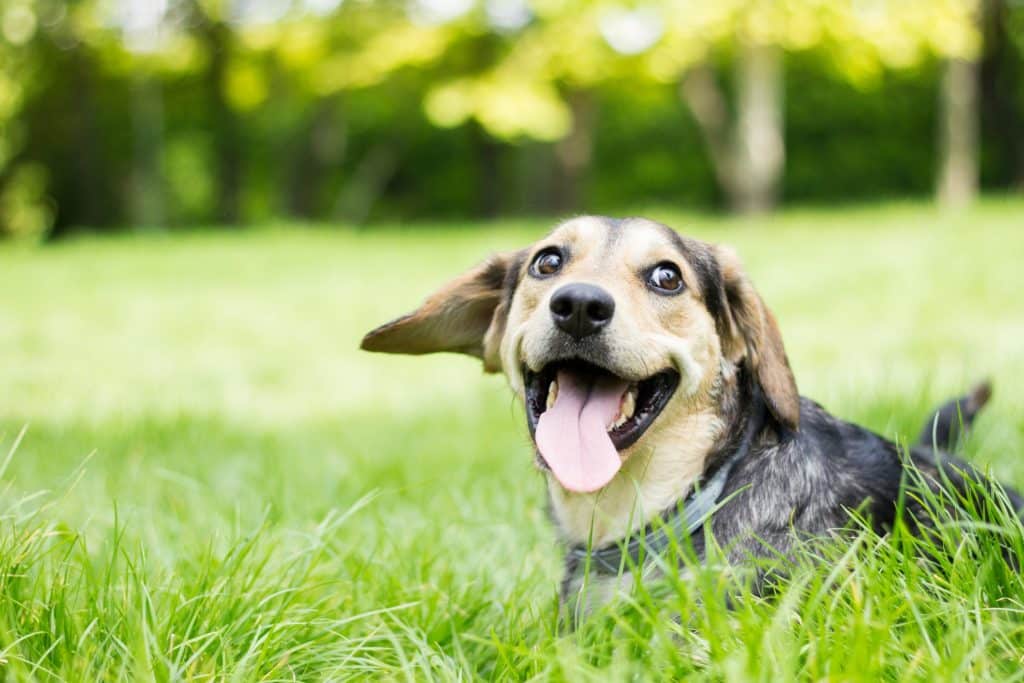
917, 380, 992, 453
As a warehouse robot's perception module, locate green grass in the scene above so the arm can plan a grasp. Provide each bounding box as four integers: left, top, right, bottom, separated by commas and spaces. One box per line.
1, 199, 1024, 680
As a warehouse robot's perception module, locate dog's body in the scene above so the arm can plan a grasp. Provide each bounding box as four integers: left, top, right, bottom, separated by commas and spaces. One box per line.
561, 378, 1017, 615
362, 216, 1021, 617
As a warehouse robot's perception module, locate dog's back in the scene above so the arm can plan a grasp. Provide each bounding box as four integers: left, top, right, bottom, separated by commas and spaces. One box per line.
695, 381, 1023, 574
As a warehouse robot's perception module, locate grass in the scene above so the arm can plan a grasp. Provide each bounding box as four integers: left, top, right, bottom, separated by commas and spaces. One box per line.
1, 199, 1023, 680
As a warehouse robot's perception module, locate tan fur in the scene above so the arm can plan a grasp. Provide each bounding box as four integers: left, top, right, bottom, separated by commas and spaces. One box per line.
361, 216, 797, 554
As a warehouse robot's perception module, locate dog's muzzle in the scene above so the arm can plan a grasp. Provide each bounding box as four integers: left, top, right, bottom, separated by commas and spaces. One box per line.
523, 359, 680, 493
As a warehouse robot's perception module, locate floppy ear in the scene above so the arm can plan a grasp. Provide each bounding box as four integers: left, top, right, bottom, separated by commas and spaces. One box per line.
713, 246, 800, 431
360, 251, 522, 373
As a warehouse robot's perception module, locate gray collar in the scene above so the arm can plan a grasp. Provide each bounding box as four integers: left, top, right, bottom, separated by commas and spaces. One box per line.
568, 395, 767, 576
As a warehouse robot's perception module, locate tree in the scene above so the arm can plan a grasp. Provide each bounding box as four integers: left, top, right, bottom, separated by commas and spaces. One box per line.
420, 0, 612, 212
2, 0, 1008, 234
680, 41, 785, 214
980, 0, 1024, 192
284, 1, 460, 220
0, 0, 55, 239
933, 1, 984, 208
174, 0, 246, 224
649, 0, 983, 212
938, 56, 980, 208
417, 0, 987, 214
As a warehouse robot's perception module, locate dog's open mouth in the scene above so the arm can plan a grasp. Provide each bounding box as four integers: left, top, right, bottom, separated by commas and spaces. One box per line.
523, 360, 680, 493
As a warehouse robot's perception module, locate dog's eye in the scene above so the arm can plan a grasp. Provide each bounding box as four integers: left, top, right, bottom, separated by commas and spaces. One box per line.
531, 249, 564, 277
648, 263, 684, 293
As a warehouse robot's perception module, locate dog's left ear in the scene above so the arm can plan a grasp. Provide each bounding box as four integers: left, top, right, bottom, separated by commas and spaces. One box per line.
713, 246, 800, 431
360, 251, 522, 373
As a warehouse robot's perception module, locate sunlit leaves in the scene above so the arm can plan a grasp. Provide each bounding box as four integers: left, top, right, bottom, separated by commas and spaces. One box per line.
2, 1, 37, 45
313, 21, 453, 93
226, 61, 269, 110
0, 0, 52, 238
0, 163, 53, 240
0, 0, 993, 236
0, 72, 24, 124
425, 75, 570, 140
275, 23, 330, 70
39, 0, 985, 143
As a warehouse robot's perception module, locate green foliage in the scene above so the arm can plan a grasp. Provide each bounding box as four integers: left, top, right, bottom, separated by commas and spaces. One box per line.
417, 0, 983, 140
0, 202, 1023, 678
0, 163, 53, 241
0, 0, 56, 240
2, 0, 1023, 231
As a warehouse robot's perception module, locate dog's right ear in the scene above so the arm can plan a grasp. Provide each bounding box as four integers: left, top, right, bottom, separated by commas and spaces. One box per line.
360, 251, 523, 373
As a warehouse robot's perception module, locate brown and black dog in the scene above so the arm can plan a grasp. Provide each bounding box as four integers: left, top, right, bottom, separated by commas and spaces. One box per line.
362, 216, 1021, 616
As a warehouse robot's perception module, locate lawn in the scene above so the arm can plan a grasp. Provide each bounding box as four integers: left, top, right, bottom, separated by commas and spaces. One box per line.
2, 200, 1024, 680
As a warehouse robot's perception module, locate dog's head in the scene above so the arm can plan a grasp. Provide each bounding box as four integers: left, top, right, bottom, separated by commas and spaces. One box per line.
362, 216, 798, 496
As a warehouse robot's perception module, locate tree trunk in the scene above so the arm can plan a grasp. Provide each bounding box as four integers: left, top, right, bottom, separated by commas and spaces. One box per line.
937, 57, 980, 208
552, 92, 596, 214
680, 42, 785, 214
980, 0, 1024, 191
733, 41, 784, 214
182, 0, 243, 225
286, 98, 345, 219
469, 122, 502, 218
680, 63, 735, 200
130, 73, 165, 230
333, 145, 397, 225
206, 21, 243, 225
50, 48, 104, 237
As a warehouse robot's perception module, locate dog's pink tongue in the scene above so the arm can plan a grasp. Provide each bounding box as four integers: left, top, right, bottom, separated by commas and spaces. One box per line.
535, 370, 629, 493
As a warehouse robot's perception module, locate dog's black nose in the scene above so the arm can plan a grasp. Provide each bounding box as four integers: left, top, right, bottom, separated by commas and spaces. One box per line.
549, 283, 615, 340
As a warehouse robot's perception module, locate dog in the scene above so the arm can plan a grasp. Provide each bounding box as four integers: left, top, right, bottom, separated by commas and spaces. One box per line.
361, 216, 1022, 617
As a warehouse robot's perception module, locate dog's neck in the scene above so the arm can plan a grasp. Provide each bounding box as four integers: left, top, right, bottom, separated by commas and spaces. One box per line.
567, 385, 768, 576
546, 363, 752, 548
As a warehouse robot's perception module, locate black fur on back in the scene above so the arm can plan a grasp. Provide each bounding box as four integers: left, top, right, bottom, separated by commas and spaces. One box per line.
690, 372, 1022, 577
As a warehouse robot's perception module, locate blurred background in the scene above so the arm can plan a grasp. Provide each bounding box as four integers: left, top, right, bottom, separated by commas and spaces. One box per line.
1, 0, 1023, 240
1, 4, 1024, 675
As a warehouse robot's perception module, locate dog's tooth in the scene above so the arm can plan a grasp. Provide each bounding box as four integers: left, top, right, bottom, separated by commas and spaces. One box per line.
622, 388, 636, 420
608, 388, 638, 431
546, 380, 558, 410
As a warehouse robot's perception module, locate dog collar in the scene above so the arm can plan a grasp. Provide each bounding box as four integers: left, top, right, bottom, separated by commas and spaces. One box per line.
568, 392, 768, 576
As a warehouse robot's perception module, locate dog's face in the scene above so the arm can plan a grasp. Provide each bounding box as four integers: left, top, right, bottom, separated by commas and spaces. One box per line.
363, 217, 798, 506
